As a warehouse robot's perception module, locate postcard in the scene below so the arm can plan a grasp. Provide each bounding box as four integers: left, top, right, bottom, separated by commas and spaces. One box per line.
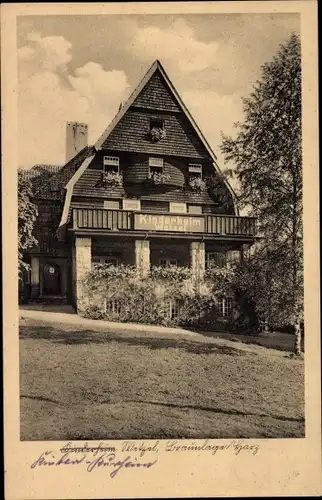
2, 1, 321, 498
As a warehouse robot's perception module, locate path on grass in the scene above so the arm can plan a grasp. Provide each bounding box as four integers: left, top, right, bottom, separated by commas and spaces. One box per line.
20, 305, 296, 353
20, 314, 304, 440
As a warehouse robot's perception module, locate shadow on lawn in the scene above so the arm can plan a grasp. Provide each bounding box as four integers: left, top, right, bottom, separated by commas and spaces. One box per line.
19, 325, 244, 356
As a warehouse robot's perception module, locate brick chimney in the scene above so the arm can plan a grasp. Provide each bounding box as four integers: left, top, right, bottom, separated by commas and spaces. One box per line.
66, 122, 88, 162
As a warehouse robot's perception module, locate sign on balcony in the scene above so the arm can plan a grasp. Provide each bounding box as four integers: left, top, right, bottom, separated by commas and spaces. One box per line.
134, 213, 205, 233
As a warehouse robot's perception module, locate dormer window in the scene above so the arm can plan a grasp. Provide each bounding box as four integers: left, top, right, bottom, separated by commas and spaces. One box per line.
103, 156, 119, 174
149, 118, 166, 142
150, 118, 165, 130
189, 163, 202, 180
149, 157, 164, 174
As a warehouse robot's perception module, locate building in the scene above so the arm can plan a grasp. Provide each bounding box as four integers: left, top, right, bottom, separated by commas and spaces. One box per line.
21, 60, 257, 318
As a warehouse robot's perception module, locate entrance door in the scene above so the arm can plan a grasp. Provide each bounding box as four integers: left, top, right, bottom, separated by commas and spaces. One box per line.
43, 263, 61, 296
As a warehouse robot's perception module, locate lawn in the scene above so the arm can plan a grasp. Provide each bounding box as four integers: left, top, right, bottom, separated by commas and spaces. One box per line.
20, 317, 305, 440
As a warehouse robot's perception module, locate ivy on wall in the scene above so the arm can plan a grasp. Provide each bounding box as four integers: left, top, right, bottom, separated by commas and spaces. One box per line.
81, 263, 243, 329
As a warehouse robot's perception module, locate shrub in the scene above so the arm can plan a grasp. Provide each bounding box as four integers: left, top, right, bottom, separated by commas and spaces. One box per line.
148, 171, 170, 185
178, 293, 216, 327
149, 127, 166, 142
101, 171, 123, 187
188, 177, 206, 191
150, 265, 192, 282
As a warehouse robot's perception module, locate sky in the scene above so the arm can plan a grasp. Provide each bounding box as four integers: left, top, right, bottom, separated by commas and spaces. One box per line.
17, 13, 300, 170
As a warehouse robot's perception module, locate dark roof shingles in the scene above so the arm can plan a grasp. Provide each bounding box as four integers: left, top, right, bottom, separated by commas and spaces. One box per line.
33, 146, 95, 201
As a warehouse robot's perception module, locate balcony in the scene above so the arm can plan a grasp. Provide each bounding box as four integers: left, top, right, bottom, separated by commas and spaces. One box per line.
72, 208, 257, 239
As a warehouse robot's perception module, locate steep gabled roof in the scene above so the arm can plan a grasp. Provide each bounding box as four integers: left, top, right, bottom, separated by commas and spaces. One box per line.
93, 60, 238, 212
95, 60, 218, 162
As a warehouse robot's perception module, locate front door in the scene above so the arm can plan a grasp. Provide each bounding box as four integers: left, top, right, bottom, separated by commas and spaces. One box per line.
43, 263, 61, 295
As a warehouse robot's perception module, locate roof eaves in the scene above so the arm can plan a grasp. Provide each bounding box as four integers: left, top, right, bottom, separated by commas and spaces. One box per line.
57, 149, 97, 241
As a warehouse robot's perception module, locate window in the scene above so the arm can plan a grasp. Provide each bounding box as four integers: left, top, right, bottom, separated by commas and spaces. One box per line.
162, 299, 181, 320
105, 300, 122, 315
122, 199, 141, 211
169, 202, 187, 213
159, 258, 178, 267
92, 255, 119, 267
149, 118, 166, 141
149, 157, 164, 176
206, 252, 226, 268
149, 157, 164, 168
189, 163, 202, 180
103, 200, 120, 210
103, 156, 119, 173
188, 205, 202, 214
218, 297, 233, 318
150, 118, 165, 131
226, 250, 241, 266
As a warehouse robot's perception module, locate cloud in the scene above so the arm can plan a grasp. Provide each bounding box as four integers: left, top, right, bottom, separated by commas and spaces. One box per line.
19, 32, 72, 74
18, 33, 129, 168
129, 18, 219, 73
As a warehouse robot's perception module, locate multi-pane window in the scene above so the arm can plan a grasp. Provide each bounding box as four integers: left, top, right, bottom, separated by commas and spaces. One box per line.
162, 298, 181, 320
103, 156, 119, 173
206, 252, 227, 268
188, 163, 202, 180
217, 297, 233, 318
105, 300, 122, 315
149, 157, 164, 174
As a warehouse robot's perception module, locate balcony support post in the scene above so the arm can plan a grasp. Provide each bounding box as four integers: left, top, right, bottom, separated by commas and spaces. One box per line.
190, 241, 205, 288
72, 236, 92, 312
135, 239, 150, 278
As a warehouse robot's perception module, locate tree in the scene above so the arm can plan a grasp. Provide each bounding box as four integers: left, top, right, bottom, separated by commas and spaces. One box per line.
18, 169, 38, 278
220, 33, 303, 354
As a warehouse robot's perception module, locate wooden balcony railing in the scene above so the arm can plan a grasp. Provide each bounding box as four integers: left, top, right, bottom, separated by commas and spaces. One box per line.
73, 208, 132, 231
72, 208, 257, 237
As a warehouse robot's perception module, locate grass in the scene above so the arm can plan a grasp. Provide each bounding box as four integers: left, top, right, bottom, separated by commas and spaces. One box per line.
20, 318, 305, 440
